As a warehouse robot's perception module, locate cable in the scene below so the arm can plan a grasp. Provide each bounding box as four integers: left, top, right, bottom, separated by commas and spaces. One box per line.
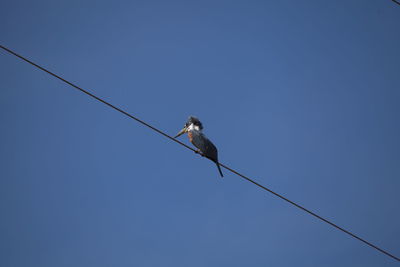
1, 44, 399, 262
392, 0, 400, 6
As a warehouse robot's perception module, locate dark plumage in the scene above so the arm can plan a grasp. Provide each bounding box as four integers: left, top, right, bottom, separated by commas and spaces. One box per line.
176, 116, 223, 177
190, 129, 223, 177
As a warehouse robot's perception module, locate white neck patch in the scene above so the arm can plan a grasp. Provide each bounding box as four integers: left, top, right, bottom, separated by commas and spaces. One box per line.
187, 123, 201, 132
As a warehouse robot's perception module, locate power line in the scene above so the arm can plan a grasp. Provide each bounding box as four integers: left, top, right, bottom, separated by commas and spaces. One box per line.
1, 44, 399, 262
392, 0, 400, 7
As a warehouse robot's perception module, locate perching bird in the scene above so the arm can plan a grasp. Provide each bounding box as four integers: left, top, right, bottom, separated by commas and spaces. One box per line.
175, 116, 223, 177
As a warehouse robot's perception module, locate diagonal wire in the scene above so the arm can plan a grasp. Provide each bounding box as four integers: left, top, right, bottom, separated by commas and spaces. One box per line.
392, 0, 400, 6
1, 44, 399, 262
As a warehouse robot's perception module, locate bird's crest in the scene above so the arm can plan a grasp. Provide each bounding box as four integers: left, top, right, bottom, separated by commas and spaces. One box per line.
186, 116, 203, 130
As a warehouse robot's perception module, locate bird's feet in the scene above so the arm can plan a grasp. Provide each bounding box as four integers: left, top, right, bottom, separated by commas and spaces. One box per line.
194, 149, 205, 157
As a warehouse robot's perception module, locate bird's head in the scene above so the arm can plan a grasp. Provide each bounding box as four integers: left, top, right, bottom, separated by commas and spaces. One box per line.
174, 116, 203, 138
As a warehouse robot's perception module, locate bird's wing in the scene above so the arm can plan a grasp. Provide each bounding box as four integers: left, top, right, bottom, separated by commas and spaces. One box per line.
202, 136, 219, 163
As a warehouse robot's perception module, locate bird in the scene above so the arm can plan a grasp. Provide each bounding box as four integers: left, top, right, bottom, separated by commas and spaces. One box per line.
175, 116, 223, 177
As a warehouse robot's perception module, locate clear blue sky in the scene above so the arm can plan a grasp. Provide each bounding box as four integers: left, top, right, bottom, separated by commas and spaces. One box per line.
1, 0, 399, 266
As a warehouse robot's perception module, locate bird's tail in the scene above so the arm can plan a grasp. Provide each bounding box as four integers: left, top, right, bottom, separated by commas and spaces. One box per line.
216, 162, 224, 178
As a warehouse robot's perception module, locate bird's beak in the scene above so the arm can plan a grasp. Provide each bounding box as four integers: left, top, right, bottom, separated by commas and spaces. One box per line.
174, 127, 188, 138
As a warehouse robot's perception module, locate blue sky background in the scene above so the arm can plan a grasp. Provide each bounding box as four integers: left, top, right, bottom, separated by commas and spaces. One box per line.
1, 0, 399, 266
